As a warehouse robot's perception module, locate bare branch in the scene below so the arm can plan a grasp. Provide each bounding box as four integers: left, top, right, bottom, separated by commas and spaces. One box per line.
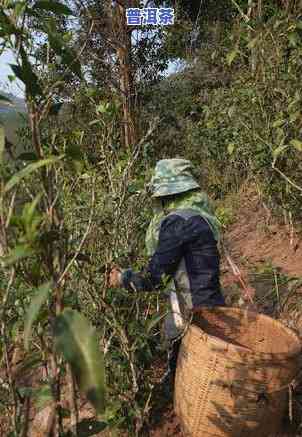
58, 182, 95, 284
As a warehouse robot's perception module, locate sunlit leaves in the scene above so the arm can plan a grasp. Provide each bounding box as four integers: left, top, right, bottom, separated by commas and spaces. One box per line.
146, 311, 168, 334
290, 139, 302, 152
272, 145, 289, 160
227, 143, 235, 155
226, 49, 239, 66
272, 119, 286, 128
19, 193, 43, 242
54, 309, 105, 414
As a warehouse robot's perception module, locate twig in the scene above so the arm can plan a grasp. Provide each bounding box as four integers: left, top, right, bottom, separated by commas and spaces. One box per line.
289, 383, 293, 423
289, 211, 294, 247
221, 239, 255, 304
5, 190, 16, 228
1, 268, 19, 432
272, 160, 302, 193
67, 364, 79, 436
58, 183, 95, 284
230, 0, 254, 29
273, 268, 280, 313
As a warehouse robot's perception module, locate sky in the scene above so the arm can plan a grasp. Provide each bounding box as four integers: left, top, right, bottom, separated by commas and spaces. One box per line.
0, 50, 25, 97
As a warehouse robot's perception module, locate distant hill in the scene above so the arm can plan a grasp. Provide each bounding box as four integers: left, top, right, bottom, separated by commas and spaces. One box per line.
0, 90, 27, 149
0, 91, 26, 112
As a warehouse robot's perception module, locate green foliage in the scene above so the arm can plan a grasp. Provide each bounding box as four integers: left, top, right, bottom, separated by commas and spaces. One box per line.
54, 309, 106, 414
2, 244, 34, 266
145, 10, 302, 215
18, 384, 53, 411
24, 282, 51, 350
10, 50, 43, 99
4, 155, 63, 192
215, 205, 235, 229
33, 0, 73, 16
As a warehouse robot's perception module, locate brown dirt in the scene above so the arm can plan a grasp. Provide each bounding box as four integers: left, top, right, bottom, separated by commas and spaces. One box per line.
223, 184, 302, 279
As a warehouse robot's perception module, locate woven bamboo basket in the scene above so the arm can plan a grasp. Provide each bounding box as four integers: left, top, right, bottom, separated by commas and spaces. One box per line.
174, 307, 302, 437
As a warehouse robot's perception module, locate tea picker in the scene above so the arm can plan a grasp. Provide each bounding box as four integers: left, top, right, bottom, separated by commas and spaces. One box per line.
109, 158, 225, 375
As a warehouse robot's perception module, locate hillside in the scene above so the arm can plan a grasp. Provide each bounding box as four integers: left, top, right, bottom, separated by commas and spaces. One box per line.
0, 90, 27, 147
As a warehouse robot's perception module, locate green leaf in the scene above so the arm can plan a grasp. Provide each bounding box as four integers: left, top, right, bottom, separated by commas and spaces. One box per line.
0, 9, 18, 36
66, 144, 83, 161
272, 119, 285, 128
290, 139, 302, 151
0, 94, 12, 103
54, 309, 105, 414
288, 32, 300, 47
4, 155, 63, 192
227, 142, 235, 155
272, 145, 289, 159
10, 62, 42, 99
226, 49, 239, 66
24, 282, 51, 351
146, 312, 168, 334
96, 103, 109, 114
17, 152, 38, 161
2, 244, 34, 266
77, 419, 107, 436
24, 193, 42, 225
34, 385, 53, 410
33, 0, 73, 15
247, 36, 258, 49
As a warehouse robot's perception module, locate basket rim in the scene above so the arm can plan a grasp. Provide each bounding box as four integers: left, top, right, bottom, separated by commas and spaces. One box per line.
191, 306, 302, 359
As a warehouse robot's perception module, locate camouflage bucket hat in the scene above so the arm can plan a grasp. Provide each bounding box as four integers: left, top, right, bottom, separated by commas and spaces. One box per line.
150, 159, 200, 198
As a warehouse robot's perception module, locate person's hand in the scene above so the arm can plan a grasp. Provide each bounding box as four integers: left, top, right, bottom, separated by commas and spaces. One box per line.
109, 267, 122, 288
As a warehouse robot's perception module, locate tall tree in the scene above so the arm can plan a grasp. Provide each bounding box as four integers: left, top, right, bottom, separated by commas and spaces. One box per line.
73, 0, 169, 148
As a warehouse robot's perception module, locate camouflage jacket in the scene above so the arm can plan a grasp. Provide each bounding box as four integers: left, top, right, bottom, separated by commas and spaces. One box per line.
121, 210, 225, 309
